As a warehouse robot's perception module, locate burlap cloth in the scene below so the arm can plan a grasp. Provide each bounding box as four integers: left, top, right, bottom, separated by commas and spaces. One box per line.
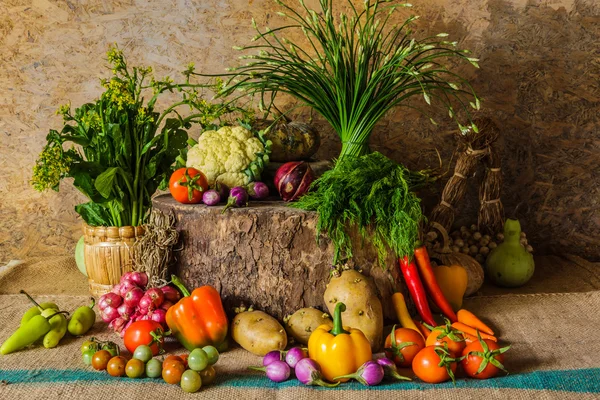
0, 256, 599, 399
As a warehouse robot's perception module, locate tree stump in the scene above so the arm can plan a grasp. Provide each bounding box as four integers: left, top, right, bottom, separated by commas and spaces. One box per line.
153, 194, 405, 320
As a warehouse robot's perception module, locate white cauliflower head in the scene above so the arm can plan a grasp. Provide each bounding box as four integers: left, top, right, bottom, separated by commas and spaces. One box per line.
186, 125, 267, 188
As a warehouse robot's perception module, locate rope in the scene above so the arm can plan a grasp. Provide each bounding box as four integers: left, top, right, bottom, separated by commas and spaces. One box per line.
466, 146, 490, 157
453, 172, 467, 179
489, 168, 501, 172
481, 199, 501, 205
440, 200, 454, 209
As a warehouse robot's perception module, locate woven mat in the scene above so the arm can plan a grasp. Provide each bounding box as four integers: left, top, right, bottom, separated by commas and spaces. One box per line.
1, 292, 599, 399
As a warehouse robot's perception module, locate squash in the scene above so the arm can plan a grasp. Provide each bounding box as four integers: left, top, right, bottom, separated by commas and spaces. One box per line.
253, 118, 320, 162
429, 222, 484, 297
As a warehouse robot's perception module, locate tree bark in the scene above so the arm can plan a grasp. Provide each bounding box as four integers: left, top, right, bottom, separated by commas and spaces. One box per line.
153, 194, 405, 320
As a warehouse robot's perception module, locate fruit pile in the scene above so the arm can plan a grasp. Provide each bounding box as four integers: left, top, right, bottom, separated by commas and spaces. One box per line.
81, 338, 220, 393
98, 272, 180, 336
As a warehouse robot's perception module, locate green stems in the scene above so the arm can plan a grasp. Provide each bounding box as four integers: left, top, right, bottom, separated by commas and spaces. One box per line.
330, 303, 350, 336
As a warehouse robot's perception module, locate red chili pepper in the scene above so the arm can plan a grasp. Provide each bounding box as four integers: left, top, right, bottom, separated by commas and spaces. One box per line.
398, 256, 436, 327
414, 246, 458, 323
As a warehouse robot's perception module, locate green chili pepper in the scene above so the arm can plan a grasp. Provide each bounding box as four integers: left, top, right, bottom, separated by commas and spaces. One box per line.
1, 311, 69, 355
19, 290, 58, 326
67, 298, 96, 336
41, 308, 69, 349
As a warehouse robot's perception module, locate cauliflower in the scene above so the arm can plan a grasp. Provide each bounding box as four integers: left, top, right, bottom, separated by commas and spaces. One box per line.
186, 125, 269, 188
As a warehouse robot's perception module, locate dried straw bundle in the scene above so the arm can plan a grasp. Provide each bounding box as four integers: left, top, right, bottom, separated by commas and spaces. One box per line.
132, 209, 179, 286
429, 117, 500, 232
479, 144, 504, 234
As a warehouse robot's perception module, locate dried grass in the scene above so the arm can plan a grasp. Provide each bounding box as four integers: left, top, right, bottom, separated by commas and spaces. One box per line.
479, 145, 504, 234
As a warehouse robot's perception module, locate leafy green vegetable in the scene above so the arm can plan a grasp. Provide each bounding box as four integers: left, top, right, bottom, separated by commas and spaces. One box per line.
292, 152, 431, 266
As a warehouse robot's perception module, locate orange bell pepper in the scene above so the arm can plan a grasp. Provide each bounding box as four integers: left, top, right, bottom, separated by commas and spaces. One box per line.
166, 275, 229, 351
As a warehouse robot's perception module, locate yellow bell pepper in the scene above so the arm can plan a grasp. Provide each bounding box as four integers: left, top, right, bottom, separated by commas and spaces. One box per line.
432, 264, 468, 311
307, 302, 372, 383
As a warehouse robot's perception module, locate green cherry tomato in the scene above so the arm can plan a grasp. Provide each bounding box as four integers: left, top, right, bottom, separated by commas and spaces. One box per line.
102, 342, 120, 357
145, 358, 163, 378
180, 369, 202, 393
81, 340, 99, 355
125, 358, 145, 379
199, 366, 216, 385
82, 349, 95, 366
188, 348, 209, 371
133, 345, 153, 363
202, 345, 219, 366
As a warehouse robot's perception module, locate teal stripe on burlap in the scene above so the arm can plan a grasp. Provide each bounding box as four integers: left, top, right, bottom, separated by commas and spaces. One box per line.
0, 368, 598, 393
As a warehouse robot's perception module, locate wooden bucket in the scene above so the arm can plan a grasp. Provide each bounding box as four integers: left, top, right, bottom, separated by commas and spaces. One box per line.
82, 223, 144, 297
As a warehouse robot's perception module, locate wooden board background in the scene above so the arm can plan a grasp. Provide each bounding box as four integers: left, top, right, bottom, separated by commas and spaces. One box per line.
0, 0, 598, 262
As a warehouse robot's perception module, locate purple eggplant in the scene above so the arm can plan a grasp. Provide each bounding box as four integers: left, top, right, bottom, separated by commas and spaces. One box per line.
284, 347, 307, 368
222, 186, 249, 213
294, 358, 339, 388
247, 181, 270, 200
333, 361, 384, 386
249, 360, 290, 383
263, 350, 284, 366
202, 189, 221, 206
376, 357, 412, 381
215, 182, 229, 201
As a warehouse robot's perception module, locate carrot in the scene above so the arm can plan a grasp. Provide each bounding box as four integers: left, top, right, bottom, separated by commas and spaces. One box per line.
392, 292, 424, 339
451, 322, 497, 342
462, 332, 478, 344
457, 309, 495, 335
412, 319, 431, 338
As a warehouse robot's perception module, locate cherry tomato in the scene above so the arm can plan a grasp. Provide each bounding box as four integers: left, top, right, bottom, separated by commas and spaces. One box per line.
107, 356, 127, 377
146, 358, 163, 378
80, 339, 100, 355
426, 326, 466, 356
181, 369, 202, 393
101, 341, 120, 357
123, 320, 164, 355
126, 358, 145, 379
163, 355, 184, 369
163, 361, 186, 384
462, 338, 510, 379
412, 346, 458, 384
169, 168, 208, 204
199, 366, 216, 385
384, 326, 425, 368
91, 350, 112, 371
133, 345, 153, 363
179, 353, 189, 369
188, 348, 209, 371
82, 349, 95, 366
202, 345, 220, 366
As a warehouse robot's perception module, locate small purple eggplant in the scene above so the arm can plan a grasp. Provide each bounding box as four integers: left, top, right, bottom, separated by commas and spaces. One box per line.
294, 358, 339, 388
376, 357, 412, 382
248, 360, 290, 383
333, 361, 384, 386
263, 350, 284, 366
284, 347, 307, 369
202, 189, 221, 206
247, 181, 270, 200
222, 186, 249, 213
215, 182, 229, 201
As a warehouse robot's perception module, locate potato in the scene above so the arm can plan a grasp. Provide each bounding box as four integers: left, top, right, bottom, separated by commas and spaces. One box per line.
284, 307, 333, 345
231, 310, 287, 356
323, 269, 384, 352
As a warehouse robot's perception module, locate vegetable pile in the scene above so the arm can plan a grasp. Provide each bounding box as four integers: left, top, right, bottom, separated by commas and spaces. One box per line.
100, 272, 180, 336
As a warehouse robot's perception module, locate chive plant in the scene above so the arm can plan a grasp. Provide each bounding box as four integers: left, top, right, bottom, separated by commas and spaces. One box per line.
210, 0, 480, 161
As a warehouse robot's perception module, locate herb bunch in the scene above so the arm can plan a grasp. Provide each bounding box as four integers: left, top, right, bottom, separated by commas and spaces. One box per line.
213, 0, 480, 161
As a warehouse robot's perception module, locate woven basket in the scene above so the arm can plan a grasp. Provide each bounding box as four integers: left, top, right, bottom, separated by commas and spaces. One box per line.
82, 223, 144, 297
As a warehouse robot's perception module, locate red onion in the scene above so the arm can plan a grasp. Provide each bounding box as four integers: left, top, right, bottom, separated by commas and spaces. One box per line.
124, 287, 144, 307
145, 287, 164, 307
120, 320, 133, 337
109, 317, 127, 334
111, 283, 123, 295
334, 361, 384, 386
119, 281, 137, 297
247, 181, 269, 200
285, 347, 307, 369
376, 357, 411, 381
202, 190, 221, 206
294, 358, 339, 387
120, 271, 134, 284
160, 285, 181, 302
99, 292, 122, 311
100, 305, 119, 323
160, 300, 174, 311
263, 350, 283, 366
117, 303, 136, 321
149, 309, 167, 326
274, 161, 315, 202
249, 360, 290, 383
138, 294, 154, 313
222, 186, 248, 213
130, 271, 148, 288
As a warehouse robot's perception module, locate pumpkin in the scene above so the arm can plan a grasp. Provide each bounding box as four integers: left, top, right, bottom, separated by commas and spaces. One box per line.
253, 118, 320, 162
429, 222, 484, 297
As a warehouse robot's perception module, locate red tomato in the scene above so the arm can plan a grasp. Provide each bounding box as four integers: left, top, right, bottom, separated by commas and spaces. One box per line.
426, 326, 466, 356
123, 320, 165, 355
412, 346, 458, 384
169, 168, 209, 204
461, 338, 509, 379
384, 326, 425, 368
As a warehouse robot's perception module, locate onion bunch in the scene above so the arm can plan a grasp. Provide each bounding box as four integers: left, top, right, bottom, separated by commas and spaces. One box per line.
99, 272, 180, 337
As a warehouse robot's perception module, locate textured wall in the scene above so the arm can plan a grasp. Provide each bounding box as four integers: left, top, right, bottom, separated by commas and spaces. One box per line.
0, 0, 598, 262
